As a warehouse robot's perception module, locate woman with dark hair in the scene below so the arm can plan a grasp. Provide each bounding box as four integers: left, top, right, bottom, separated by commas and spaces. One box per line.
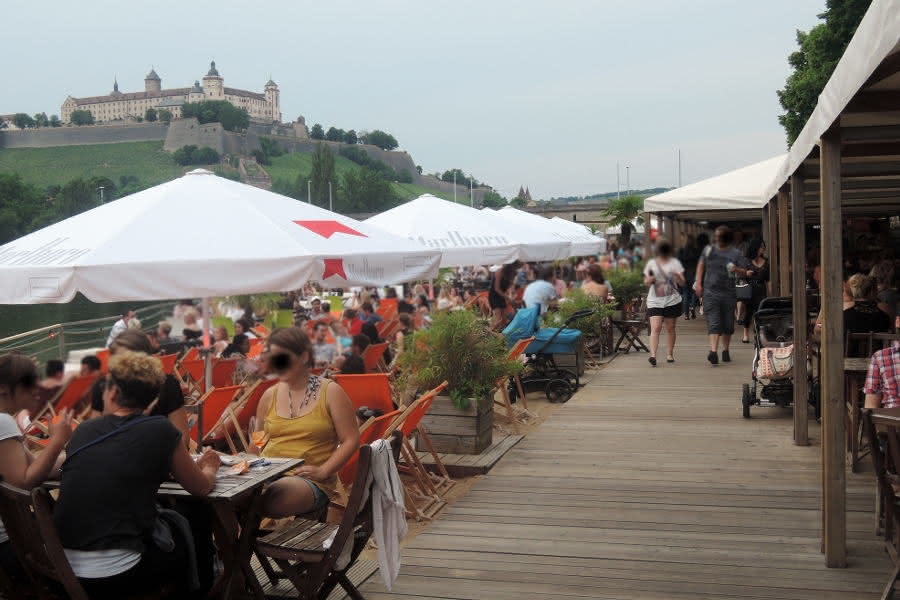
582, 264, 609, 300
54, 351, 220, 597
0, 354, 73, 579
643, 237, 685, 366
489, 262, 520, 329
221, 333, 251, 359
252, 328, 359, 517
90, 330, 190, 447
741, 238, 769, 343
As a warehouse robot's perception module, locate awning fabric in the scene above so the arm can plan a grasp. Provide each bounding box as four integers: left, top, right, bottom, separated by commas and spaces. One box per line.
644, 154, 787, 213
547, 217, 606, 255
0, 169, 441, 303
481, 207, 572, 261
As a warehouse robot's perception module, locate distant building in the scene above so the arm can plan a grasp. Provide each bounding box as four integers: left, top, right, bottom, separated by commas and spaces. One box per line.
0, 115, 21, 130
60, 61, 281, 124
514, 185, 534, 206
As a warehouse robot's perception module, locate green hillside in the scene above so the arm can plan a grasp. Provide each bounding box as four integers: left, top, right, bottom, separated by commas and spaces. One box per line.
0, 140, 458, 205
267, 153, 456, 203
0, 141, 186, 188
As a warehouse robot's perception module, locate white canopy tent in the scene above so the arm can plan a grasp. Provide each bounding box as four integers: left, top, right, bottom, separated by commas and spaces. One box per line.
644, 154, 787, 214
480, 207, 571, 261
547, 217, 606, 255
365, 195, 519, 267
0, 169, 441, 304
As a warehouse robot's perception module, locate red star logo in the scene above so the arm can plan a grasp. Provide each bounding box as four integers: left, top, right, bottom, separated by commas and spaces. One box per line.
294, 220, 367, 239
322, 258, 347, 280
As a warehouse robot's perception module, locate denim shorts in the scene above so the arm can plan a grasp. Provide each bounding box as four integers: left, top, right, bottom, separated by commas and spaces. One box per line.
301, 478, 330, 512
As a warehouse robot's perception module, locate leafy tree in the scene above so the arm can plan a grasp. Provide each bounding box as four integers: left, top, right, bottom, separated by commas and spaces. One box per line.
325, 126, 345, 142
344, 129, 358, 145
777, 0, 871, 145
604, 194, 644, 244
88, 176, 117, 202
157, 109, 173, 123
509, 195, 527, 208
173, 145, 198, 166
440, 168, 480, 189
258, 137, 284, 160
70, 110, 95, 126
362, 129, 398, 151
0, 173, 43, 243
13, 113, 35, 129
395, 169, 413, 184
310, 123, 325, 140
49, 115, 61, 127
481, 190, 507, 208
182, 100, 249, 132
192, 146, 220, 165
144, 108, 157, 122
309, 143, 336, 206
56, 178, 99, 218
340, 167, 397, 212
272, 173, 310, 201
33, 113, 49, 128
416, 165, 423, 175
251, 149, 271, 166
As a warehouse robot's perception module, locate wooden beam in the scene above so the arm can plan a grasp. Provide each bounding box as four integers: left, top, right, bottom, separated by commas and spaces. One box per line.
777, 189, 790, 295
844, 91, 900, 113
863, 52, 900, 88
768, 199, 780, 296
791, 175, 808, 447
820, 129, 846, 568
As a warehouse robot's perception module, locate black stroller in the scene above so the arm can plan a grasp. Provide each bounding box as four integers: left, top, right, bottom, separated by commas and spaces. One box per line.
741, 296, 816, 418
502, 306, 594, 403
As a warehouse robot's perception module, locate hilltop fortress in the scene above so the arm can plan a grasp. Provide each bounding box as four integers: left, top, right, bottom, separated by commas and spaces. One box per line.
61, 61, 281, 124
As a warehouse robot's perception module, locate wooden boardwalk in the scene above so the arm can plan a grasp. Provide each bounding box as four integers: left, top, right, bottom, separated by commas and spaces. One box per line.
360, 318, 893, 599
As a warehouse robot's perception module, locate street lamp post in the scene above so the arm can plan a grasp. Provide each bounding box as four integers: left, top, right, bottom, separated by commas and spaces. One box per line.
98, 186, 104, 203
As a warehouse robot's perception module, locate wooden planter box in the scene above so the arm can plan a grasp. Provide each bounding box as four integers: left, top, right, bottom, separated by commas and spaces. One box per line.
421, 394, 493, 455
553, 337, 586, 376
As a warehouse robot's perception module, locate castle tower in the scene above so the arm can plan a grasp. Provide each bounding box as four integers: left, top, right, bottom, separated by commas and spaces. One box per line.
144, 68, 161, 92
264, 77, 281, 123
189, 80, 204, 103
202, 61, 223, 99
110, 78, 122, 96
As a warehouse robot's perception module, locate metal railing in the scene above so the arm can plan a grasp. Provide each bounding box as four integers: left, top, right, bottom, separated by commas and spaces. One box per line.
0, 302, 173, 365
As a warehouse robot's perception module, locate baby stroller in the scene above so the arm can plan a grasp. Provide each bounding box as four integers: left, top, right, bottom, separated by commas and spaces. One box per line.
742, 296, 813, 418
503, 306, 594, 403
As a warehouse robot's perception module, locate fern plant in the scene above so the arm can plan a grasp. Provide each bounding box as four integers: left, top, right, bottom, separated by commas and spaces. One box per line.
397, 310, 522, 410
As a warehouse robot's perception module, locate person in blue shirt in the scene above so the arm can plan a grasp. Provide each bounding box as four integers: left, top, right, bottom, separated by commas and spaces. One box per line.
523, 265, 558, 314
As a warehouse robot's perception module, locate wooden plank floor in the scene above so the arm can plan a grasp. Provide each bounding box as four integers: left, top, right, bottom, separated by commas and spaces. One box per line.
417, 433, 525, 477
360, 318, 894, 599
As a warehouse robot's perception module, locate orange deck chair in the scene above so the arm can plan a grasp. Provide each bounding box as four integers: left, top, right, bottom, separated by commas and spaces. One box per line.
496, 336, 536, 428
31, 374, 99, 425
95, 349, 110, 373
225, 378, 279, 451
338, 408, 403, 489
212, 358, 240, 388
190, 384, 243, 445
178, 358, 208, 396
158, 353, 178, 375
361, 342, 390, 373
331, 373, 395, 414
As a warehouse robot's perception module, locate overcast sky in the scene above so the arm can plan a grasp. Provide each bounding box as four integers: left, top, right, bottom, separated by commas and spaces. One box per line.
2, 0, 824, 199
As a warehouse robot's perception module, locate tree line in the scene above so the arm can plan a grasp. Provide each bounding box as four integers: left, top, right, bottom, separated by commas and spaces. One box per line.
308, 124, 399, 151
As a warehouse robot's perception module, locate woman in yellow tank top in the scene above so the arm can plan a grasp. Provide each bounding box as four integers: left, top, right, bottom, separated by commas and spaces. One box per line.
252, 328, 359, 517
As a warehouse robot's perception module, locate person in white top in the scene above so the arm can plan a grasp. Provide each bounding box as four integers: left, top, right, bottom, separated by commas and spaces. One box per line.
105, 309, 136, 347
643, 237, 685, 366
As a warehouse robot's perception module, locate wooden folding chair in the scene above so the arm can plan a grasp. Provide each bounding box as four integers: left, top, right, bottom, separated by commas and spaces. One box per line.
379, 319, 403, 343
224, 378, 279, 452
255, 438, 399, 600
338, 409, 404, 489
30, 373, 98, 428
96, 348, 110, 373
178, 357, 208, 396
189, 384, 243, 444
384, 381, 450, 520
181, 346, 200, 363
247, 338, 265, 359
0, 482, 90, 600
506, 336, 534, 411
212, 357, 240, 387
361, 341, 390, 373
864, 410, 900, 593
201, 384, 251, 453
157, 352, 178, 375
331, 373, 395, 414
376, 301, 397, 321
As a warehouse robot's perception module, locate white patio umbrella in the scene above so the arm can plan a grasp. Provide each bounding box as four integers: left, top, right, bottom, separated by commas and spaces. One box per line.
547, 217, 606, 256
0, 169, 441, 304
488, 206, 575, 260
365, 194, 519, 267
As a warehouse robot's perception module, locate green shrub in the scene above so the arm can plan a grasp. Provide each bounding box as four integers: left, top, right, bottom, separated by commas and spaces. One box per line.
605, 268, 645, 308
397, 310, 521, 410
543, 288, 615, 338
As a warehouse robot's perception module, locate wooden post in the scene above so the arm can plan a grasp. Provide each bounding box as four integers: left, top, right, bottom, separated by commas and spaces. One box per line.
791, 175, 808, 446
663, 216, 674, 241
778, 188, 790, 295
820, 129, 846, 568
768, 198, 780, 296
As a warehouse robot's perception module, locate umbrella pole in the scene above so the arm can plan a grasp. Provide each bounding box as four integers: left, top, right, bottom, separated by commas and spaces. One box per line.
199, 297, 213, 443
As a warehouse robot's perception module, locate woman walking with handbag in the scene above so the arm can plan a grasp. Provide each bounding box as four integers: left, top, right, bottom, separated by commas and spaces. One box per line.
741, 239, 769, 343
643, 237, 685, 366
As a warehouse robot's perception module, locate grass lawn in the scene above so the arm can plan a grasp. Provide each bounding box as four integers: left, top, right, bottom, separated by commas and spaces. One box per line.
0, 141, 186, 188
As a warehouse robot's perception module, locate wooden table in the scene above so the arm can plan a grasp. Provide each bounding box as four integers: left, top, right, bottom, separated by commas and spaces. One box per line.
49, 456, 302, 599
845, 357, 872, 472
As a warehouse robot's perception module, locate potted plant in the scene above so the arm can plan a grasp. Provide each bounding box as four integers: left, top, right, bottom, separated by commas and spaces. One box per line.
605, 268, 645, 314
544, 288, 616, 360
397, 310, 522, 454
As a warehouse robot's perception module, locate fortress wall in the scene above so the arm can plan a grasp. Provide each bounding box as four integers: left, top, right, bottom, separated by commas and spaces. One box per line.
162, 118, 228, 154
0, 123, 168, 149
